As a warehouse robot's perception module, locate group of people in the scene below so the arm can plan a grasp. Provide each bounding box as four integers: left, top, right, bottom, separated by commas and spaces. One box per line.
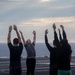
7, 25, 36, 75
7, 24, 72, 75
45, 24, 72, 75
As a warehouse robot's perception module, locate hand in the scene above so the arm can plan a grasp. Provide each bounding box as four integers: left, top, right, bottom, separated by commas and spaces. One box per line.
60, 25, 64, 30
53, 23, 56, 30
13, 25, 17, 31
33, 31, 36, 35
45, 29, 48, 35
9, 25, 12, 32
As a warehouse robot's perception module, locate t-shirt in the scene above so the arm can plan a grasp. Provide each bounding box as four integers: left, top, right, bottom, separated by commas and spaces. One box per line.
45, 34, 59, 65
50, 48, 59, 65
8, 43, 23, 67
24, 43, 36, 58
58, 44, 72, 70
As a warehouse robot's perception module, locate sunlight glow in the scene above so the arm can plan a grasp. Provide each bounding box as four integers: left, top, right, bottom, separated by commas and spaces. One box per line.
18, 17, 75, 27
40, 0, 50, 2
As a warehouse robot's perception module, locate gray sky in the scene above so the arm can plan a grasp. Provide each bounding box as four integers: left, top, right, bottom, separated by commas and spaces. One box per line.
0, 0, 75, 43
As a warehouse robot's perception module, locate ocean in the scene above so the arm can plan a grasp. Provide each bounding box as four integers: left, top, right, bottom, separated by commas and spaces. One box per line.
0, 43, 75, 58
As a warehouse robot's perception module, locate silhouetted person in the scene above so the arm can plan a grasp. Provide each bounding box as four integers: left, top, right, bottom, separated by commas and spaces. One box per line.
7, 25, 23, 75
45, 24, 60, 75
58, 25, 72, 75
20, 30, 36, 75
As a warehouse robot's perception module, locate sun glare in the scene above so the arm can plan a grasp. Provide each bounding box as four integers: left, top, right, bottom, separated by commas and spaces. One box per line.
40, 0, 50, 2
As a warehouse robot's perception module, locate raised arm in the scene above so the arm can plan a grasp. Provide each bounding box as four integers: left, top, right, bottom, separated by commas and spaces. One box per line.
53, 23, 60, 47
60, 25, 67, 40
58, 29, 62, 41
19, 30, 26, 45
13, 25, 22, 43
7, 26, 12, 43
53, 23, 59, 41
33, 31, 36, 44
45, 29, 52, 51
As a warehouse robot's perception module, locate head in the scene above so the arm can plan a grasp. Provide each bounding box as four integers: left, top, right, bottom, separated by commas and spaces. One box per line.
26, 39, 31, 44
53, 40, 57, 47
61, 39, 68, 46
13, 38, 19, 45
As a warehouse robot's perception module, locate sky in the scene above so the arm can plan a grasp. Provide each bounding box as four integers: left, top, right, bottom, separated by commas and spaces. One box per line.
0, 0, 75, 43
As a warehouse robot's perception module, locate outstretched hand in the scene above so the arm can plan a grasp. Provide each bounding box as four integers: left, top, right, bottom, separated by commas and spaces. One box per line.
13, 25, 17, 31
45, 29, 48, 35
9, 25, 12, 32
53, 23, 56, 30
60, 25, 64, 30
33, 31, 36, 35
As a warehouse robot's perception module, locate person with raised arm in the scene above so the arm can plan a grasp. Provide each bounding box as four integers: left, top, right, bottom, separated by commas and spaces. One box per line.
58, 25, 72, 75
7, 25, 23, 75
19, 30, 36, 75
45, 23, 60, 75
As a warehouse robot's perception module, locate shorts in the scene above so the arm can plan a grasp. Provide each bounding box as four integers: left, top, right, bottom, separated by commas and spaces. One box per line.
58, 70, 72, 75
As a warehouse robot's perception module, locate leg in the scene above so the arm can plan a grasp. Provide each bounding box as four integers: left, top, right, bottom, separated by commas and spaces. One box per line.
50, 68, 58, 75
26, 68, 31, 75
31, 58, 36, 75
50, 65, 58, 75
31, 70, 35, 75
9, 67, 15, 75
26, 58, 31, 75
15, 67, 22, 75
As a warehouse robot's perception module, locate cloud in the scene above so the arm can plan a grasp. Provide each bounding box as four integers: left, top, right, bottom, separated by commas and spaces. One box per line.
8, 0, 23, 1
0, 0, 75, 23
0, 0, 75, 43
1, 0, 75, 22
0, 22, 5, 27
0, 0, 26, 1
18, 17, 75, 27
48, 5, 74, 10
0, 22, 3, 25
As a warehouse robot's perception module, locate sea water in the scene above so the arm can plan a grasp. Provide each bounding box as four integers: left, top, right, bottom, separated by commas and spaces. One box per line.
0, 43, 75, 58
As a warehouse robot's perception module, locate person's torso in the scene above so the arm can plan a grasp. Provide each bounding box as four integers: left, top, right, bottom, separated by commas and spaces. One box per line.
25, 43, 36, 58
10, 46, 23, 66
50, 48, 58, 65
58, 47, 71, 70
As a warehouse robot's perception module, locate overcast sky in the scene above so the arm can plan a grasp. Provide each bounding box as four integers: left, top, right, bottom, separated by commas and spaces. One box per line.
0, 0, 75, 43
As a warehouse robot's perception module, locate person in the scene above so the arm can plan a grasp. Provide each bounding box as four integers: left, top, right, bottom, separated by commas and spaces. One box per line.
19, 30, 36, 75
7, 25, 23, 75
58, 25, 72, 75
45, 23, 60, 75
